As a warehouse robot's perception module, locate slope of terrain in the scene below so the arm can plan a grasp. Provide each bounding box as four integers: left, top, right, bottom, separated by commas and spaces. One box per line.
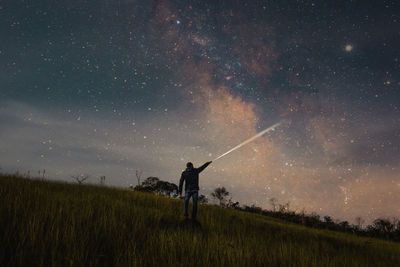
1, 174, 399, 266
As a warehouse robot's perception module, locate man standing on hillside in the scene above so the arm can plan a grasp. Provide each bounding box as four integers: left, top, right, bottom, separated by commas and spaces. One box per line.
179, 161, 212, 220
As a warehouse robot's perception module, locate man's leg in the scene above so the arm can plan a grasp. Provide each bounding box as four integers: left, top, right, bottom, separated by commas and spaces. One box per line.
184, 191, 190, 218
192, 191, 198, 219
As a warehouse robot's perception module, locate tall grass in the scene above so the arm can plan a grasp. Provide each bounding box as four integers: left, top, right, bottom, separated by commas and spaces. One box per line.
1, 174, 399, 266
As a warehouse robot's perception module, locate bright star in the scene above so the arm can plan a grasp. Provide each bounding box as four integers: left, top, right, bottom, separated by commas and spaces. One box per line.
345, 44, 353, 52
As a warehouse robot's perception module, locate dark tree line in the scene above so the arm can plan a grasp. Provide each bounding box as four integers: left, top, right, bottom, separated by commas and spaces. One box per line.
210, 187, 400, 242
230, 202, 400, 242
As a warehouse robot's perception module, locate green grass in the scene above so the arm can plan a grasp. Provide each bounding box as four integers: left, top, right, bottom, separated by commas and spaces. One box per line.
1, 174, 399, 266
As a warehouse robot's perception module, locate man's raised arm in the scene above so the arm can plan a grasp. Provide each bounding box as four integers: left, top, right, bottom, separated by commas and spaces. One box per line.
196, 161, 212, 173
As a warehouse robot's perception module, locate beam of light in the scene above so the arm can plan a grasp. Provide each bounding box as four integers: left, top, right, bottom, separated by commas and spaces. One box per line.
213, 122, 282, 162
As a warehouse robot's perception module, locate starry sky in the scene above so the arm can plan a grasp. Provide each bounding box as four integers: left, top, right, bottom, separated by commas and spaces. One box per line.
1, 0, 399, 223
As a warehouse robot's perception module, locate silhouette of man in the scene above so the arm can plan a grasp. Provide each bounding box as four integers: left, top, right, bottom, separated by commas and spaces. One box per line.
179, 161, 212, 219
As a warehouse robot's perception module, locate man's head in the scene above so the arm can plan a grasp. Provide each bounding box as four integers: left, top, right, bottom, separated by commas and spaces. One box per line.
186, 162, 194, 169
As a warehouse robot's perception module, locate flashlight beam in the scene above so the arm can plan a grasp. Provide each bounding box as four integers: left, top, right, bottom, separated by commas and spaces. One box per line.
213, 122, 281, 162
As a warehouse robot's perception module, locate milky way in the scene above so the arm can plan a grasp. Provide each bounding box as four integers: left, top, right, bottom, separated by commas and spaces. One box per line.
1, 0, 399, 223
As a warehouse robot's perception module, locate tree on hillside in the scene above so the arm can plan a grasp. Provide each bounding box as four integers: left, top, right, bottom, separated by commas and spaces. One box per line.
226, 197, 240, 209
134, 177, 178, 196
355, 216, 365, 229
198, 194, 208, 203
339, 221, 350, 232
372, 219, 395, 235
142, 176, 159, 187
211, 187, 229, 206
269, 197, 277, 212
157, 180, 178, 194
38, 169, 46, 180
135, 170, 142, 185
71, 174, 89, 184
278, 202, 290, 213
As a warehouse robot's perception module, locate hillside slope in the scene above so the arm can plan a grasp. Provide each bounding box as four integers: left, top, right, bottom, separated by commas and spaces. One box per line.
1, 175, 399, 266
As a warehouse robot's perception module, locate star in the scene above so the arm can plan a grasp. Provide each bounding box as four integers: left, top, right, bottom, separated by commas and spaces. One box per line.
345, 44, 353, 52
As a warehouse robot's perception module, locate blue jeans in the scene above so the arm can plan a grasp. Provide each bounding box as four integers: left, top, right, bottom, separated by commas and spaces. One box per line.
184, 190, 198, 218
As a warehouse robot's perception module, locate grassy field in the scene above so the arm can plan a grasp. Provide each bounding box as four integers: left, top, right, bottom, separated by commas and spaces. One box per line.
1, 174, 400, 266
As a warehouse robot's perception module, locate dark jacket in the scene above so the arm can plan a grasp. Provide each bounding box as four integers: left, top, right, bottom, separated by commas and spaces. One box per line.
178, 162, 211, 194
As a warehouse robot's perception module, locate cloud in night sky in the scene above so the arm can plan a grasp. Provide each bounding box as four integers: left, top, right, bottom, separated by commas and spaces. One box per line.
1, 0, 399, 223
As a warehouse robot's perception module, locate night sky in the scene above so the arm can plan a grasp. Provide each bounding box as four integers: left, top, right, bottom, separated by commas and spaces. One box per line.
1, 0, 399, 223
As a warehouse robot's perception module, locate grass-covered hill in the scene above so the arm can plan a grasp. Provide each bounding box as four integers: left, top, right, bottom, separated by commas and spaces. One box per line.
1, 174, 400, 266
